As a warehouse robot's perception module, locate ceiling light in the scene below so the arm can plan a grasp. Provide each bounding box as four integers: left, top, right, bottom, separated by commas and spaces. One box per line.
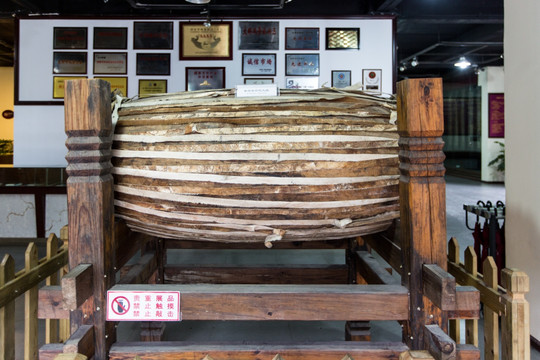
454, 56, 471, 69
399, 63, 407, 72
186, 0, 211, 4
410, 57, 419, 67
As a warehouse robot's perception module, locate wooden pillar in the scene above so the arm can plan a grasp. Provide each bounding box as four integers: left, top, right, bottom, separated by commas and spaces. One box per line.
65, 79, 116, 360
397, 78, 447, 349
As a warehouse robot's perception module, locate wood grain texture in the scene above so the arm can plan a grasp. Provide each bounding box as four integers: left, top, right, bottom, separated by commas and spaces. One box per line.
62, 264, 93, 310
25, 243, 38, 360
482, 257, 498, 360
422, 264, 456, 311
65, 79, 116, 360
63, 324, 94, 358
109, 341, 409, 360
397, 78, 447, 349
0, 254, 15, 360
424, 324, 456, 360
45, 234, 60, 343
112, 89, 399, 243
501, 268, 530, 360
38, 286, 69, 319
164, 264, 348, 284
355, 251, 399, 285
109, 284, 409, 321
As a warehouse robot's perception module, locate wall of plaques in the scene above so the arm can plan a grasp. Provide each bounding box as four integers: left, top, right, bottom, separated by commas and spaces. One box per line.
14, 17, 393, 166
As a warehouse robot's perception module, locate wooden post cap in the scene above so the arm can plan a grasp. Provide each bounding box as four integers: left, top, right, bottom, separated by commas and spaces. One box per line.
501, 268, 529, 294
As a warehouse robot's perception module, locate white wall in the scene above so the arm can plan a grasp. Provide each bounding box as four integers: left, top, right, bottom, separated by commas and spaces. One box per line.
504, 0, 540, 341
15, 17, 394, 166
478, 66, 504, 182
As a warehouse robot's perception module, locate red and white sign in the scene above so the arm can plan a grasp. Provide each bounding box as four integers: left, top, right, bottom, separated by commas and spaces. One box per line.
106, 290, 181, 321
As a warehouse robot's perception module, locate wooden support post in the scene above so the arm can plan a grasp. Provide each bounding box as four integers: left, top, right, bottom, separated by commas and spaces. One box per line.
0, 254, 15, 360
65, 79, 116, 360
397, 78, 447, 349
501, 268, 530, 360
46, 234, 60, 344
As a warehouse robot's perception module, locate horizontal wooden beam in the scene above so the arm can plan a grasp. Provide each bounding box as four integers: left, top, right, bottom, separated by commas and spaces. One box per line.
0, 246, 68, 309
447, 261, 505, 315
362, 233, 402, 275
117, 252, 158, 285
424, 324, 456, 360
423, 264, 456, 311
109, 284, 410, 321
38, 285, 69, 319
62, 264, 93, 311
63, 324, 94, 358
355, 251, 399, 285
164, 264, 348, 285
164, 238, 351, 250
448, 286, 480, 319
109, 341, 409, 360
39, 343, 63, 360
456, 344, 481, 360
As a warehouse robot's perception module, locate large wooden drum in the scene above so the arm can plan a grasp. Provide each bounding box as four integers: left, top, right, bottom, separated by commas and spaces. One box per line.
111, 88, 399, 245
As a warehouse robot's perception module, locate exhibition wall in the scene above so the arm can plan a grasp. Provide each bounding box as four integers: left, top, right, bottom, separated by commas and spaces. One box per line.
14, 17, 394, 166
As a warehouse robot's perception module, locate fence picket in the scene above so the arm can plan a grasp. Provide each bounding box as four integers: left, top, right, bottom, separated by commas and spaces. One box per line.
1, 254, 16, 360
464, 246, 479, 347
25, 243, 39, 360
59, 226, 71, 342
46, 234, 60, 343
483, 256, 499, 360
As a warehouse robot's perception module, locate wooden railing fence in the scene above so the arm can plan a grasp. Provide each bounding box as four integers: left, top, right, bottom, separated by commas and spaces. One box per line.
0, 228, 70, 360
447, 237, 530, 360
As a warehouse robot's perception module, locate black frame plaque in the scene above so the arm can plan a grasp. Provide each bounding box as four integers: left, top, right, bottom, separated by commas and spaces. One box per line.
285, 28, 319, 50
53, 27, 87, 49
136, 53, 171, 75
93, 52, 127, 75
325, 28, 360, 50
93, 27, 128, 49
331, 70, 351, 88
134, 22, 174, 49
53, 52, 87, 74
238, 21, 279, 50
285, 53, 320, 76
241, 53, 277, 76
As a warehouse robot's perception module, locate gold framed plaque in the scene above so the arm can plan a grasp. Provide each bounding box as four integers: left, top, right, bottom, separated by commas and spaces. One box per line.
179, 22, 232, 60
53, 76, 87, 99
95, 76, 128, 96
326, 28, 360, 50
139, 79, 168, 97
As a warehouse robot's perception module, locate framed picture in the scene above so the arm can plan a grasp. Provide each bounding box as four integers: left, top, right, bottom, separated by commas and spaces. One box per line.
53, 76, 87, 99
133, 22, 173, 49
238, 21, 279, 50
53, 52, 87, 74
136, 53, 170, 75
95, 76, 128, 96
186, 67, 225, 91
93, 52, 127, 74
326, 28, 360, 50
139, 79, 168, 97
179, 22, 232, 60
488, 93, 505, 138
244, 78, 274, 85
362, 69, 382, 93
332, 70, 351, 88
53, 27, 87, 49
285, 54, 320, 76
242, 53, 276, 76
93, 27, 128, 49
285, 77, 319, 89
285, 28, 319, 50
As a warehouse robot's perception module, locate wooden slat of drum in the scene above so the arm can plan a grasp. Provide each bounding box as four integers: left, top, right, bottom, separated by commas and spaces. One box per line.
109, 284, 409, 321
109, 341, 408, 360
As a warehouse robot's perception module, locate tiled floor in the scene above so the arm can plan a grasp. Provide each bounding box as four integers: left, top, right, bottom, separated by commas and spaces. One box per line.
2, 175, 539, 359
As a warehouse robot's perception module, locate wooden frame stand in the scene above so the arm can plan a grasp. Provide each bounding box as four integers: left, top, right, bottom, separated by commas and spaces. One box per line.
40, 78, 481, 360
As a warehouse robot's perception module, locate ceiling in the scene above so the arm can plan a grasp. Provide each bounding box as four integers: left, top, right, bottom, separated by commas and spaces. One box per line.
0, 0, 504, 81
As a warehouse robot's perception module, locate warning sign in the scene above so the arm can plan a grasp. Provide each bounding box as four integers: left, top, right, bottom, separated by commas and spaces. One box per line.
106, 291, 181, 321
